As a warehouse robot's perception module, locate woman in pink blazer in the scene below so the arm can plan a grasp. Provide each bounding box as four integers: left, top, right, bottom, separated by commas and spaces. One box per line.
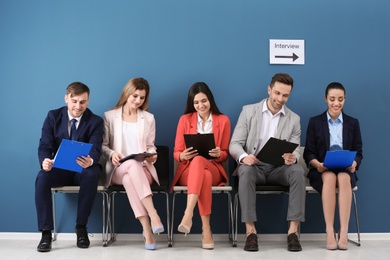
171, 82, 231, 249
102, 78, 163, 250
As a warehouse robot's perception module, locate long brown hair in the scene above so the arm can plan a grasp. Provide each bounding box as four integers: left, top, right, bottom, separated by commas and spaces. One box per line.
112, 78, 150, 111
184, 82, 222, 115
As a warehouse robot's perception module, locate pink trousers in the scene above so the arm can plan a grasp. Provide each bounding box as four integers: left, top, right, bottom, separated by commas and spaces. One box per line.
178, 156, 223, 216
111, 160, 153, 218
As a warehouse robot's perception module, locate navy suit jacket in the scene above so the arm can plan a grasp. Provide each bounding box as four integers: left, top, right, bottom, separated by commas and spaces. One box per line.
303, 111, 363, 172
38, 106, 104, 168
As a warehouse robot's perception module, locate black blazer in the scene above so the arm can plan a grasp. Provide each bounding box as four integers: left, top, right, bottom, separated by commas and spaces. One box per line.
303, 111, 363, 171
38, 106, 104, 167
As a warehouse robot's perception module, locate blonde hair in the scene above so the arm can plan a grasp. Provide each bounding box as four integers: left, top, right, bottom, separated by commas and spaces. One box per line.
112, 78, 150, 111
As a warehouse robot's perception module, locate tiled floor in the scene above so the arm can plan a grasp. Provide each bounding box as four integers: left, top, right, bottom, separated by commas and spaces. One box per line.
1, 233, 390, 260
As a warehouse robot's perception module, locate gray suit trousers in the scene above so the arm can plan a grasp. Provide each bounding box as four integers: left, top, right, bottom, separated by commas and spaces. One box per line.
237, 163, 306, 223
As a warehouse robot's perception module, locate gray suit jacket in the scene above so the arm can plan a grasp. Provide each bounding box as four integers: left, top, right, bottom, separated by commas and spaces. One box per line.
229, 99, 301, 168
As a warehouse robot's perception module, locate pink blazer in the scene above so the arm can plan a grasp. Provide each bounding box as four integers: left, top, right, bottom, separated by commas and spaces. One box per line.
102, 107, 159, 185
170, 113, 231, 191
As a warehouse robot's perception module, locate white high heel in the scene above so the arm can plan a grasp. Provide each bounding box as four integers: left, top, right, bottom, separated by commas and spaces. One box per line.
178, 223, 192, 236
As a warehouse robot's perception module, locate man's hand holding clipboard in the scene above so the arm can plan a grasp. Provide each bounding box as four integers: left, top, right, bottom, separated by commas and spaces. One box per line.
52, 139, 93, 173
255, 137, 299, 167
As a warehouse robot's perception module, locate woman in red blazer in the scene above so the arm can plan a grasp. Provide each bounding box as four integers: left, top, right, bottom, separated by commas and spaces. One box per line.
304, 82, 363, 251
171, 82, 231, 249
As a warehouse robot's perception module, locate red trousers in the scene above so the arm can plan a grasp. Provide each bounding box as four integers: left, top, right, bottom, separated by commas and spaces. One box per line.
178, 156, 223, 216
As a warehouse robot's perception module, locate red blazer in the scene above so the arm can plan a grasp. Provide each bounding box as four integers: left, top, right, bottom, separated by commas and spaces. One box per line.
170, 113, 231, 191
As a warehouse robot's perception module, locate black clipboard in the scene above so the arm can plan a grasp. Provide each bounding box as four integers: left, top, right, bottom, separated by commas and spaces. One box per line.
53, 139, 92, 173
256, 137, 299, 167
323, 150, 356, 170
119, 152, 157, 163
184, 133, 216, 160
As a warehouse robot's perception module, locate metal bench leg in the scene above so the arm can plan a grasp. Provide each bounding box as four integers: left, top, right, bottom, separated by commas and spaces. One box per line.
170, 192, 177, 247
101, 191, 114, 247
110, 192, 117, 242
233, 193, 239, 246
101, 192, 106, 246
52, 191, 57, 242
162, 192, 172, 247
227, 192, 236, 246
348, 191, 361, 246
106, 191, 115, 246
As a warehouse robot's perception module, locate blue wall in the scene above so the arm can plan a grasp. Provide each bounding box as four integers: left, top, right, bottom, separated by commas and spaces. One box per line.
1, 0, 389, 234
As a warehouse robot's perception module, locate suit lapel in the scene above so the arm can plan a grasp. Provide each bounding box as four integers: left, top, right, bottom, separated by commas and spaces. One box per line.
255, 101, 263, 141
342, 113, 349, 149
137, 109, 145, 151
321, 112, 330, 150
190, 113, 198, 134
113, 108, 123, 153
272, 102, 290, 139
276, 113, 287, 137
61, 108, 71, 139
212, 114, 220, 144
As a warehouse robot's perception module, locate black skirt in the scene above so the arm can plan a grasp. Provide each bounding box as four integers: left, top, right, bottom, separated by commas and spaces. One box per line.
307, 169, 358, 194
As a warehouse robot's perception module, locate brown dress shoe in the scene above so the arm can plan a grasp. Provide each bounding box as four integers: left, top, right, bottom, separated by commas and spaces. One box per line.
287, 233, 302, 252
244, 233, 258, 251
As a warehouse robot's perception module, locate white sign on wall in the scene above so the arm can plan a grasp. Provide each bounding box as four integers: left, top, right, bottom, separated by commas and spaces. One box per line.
269, 39, 305, 65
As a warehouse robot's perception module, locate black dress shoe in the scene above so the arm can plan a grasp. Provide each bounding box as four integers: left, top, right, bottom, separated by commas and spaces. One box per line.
76, 227, 90, 249
244, 233, 259, 251
287, 233, 302, 252
37, 233, 52, 252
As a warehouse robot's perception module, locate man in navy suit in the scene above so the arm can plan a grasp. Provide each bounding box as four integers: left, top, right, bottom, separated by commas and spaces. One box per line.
35, 82, 104, 252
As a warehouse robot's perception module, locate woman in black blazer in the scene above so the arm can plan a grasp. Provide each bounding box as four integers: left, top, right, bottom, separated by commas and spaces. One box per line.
304, 82, 363, 251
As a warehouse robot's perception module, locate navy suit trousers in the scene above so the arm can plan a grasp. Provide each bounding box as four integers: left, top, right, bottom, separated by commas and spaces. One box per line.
35, 164, 100, 231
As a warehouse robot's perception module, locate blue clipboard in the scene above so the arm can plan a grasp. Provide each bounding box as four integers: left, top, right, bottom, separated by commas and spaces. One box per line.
323, 150, 356, 170
53, 139, 93, 173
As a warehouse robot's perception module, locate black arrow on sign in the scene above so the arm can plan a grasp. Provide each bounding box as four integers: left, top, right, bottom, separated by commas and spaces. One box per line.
275, 53, 299, 62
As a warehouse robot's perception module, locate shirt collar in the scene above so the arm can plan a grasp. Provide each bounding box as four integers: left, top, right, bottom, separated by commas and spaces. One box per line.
67, 111, 83, 122
197, 112, 212, 123
327, 112, 343, 123
262, 99, 285, 116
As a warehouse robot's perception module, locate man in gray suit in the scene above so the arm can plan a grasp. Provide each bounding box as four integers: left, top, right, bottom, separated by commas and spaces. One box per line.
229, 73, 305, 252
